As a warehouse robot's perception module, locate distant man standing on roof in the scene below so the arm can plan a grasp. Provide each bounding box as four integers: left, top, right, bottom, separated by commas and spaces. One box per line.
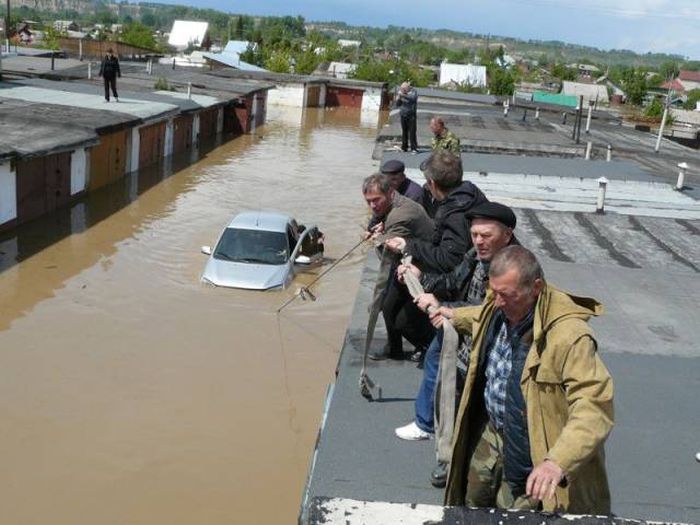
384, 150, 487, 273
396, 82, 418, 153
381, 159, 423, 204
445, 246, 614, 514
99, 48, 121, 103
430, 117, 461, 157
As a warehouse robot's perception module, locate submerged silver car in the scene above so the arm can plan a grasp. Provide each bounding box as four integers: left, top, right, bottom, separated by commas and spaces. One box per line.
200, 211, 323, 290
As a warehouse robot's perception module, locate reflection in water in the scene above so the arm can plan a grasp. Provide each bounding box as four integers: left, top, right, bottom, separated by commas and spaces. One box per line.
0, 107, 382, 524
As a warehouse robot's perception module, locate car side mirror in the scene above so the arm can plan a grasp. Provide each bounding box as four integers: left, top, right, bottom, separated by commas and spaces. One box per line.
201, 246, 212, 255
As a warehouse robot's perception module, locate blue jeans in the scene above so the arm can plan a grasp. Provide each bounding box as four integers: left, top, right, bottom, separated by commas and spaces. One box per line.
415, 330, 443, 433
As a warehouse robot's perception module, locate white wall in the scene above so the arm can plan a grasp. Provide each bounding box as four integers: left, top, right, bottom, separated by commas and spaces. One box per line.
319, 84, 327, 108
70, 148, 87, 195
130, 126, 141, 173
361, 87, 383, 112
164, 119, 174, 157
192, 114, 201, 145
439, 63, 487, 87
216, 108, 224, 134
0, 162, 17, 226
268, 85, 306, 107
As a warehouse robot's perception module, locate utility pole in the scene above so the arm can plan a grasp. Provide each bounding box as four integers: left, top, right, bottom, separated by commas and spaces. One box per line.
655, 75, 673, 154
5, 0, 10, 52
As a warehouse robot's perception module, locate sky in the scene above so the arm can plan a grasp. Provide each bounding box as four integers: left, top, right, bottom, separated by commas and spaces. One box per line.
153, 0, 700, 59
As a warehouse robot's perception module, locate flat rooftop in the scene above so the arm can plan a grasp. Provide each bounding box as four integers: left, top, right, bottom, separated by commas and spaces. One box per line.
302, 133, 700, 523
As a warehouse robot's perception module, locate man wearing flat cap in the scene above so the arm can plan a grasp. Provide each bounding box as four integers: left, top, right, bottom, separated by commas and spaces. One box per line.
381, 159, 424, 204
395, 202, 519, 486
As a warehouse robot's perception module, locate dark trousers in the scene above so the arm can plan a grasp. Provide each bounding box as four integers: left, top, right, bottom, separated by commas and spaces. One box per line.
400, 113, 418, 151
382, 278, 434, 357
103, 76, 118, 101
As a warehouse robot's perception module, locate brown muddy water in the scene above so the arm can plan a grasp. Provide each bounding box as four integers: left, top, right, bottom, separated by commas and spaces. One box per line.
0, 107, 384, 524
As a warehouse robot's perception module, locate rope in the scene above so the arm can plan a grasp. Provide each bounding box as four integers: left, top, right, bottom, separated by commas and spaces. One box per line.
400, 255, 459, 464
276, 237, 366, 314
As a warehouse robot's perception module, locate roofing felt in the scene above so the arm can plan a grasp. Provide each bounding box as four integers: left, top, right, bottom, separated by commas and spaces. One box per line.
304, 207, 700, 522
207, 67, 389, 89
0, 97, 131, 158
127, 63, 275, 95
0, 80, 179, 121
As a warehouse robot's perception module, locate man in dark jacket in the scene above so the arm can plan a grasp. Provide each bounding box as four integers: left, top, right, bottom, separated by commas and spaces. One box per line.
385, 150, 487, 273
394, 202, 518, 488
396, 82, 418, 153
381, 159, 423, 204
99, 48, 121, 103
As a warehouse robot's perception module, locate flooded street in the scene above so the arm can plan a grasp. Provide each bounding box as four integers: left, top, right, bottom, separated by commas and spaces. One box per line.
0, 107, 382, 524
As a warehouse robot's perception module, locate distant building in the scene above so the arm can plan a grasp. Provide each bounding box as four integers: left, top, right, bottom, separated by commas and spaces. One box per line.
660, 78, 686, 94
16, 23, 33, 43
439, 62, 487, 88
321, 61, 356, 80
337, 39, 361, 48
495, 54, 516, 69
678, 70, 700, 92
561, 81, 609, 106
168, 20, 209, 50
53, 20, 79, 32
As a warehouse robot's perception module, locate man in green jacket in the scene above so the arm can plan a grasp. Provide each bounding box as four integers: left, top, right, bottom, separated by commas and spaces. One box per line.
430, 117, 461, 157
445, 245, 614, 514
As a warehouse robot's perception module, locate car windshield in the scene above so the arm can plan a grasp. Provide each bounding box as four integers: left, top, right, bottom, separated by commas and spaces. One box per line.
213, 227, 289, 265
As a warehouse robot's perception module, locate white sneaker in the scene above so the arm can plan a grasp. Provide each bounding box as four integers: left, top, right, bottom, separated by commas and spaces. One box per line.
395, 421, 432, 441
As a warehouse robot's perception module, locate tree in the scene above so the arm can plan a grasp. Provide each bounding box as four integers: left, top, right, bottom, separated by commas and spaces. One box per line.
684, 89, 700, 110
42, 26, 61, 50
120, 22, 157, 50
487, 65, 516, 95
621, 68, 648, 106
350, 57, 431, 88
265, 49, 292, 73
550, 62, 577, 81
141, 12, 156, 27
659, 60, 679, 80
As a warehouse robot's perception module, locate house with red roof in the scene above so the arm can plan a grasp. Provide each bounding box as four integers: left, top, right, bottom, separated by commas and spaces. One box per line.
678, 70, 700, 91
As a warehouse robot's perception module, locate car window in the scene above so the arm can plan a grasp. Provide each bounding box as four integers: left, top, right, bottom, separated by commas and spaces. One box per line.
214, 228, 289, 265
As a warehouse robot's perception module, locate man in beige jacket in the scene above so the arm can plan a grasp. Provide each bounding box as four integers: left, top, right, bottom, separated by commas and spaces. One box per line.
444, 246, 614, 514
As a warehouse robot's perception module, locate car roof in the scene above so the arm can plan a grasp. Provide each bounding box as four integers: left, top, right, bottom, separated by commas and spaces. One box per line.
227, 211, 292, 233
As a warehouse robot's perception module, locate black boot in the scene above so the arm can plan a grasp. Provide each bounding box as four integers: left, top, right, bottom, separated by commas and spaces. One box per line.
430, 461, 448, 488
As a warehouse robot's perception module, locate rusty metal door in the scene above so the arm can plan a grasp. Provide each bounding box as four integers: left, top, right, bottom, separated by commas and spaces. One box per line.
139, 122, 166, 168
16, 152, 71, 223
172, 115, 193, 156
89, 130, 128, 191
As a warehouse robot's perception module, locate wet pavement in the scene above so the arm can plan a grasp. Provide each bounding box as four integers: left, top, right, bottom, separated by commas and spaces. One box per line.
0, 107, 383, 524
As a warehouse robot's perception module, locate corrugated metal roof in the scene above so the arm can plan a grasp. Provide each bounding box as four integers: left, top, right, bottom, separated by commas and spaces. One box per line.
201, 51, 266, 72
223, 40, 251, 55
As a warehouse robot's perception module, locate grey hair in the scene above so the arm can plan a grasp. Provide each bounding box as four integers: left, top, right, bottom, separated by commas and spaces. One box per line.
431, 116, 445, 127
489, 245, 544, 289
362, 173, 392, 195
420, 149, 463, 191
